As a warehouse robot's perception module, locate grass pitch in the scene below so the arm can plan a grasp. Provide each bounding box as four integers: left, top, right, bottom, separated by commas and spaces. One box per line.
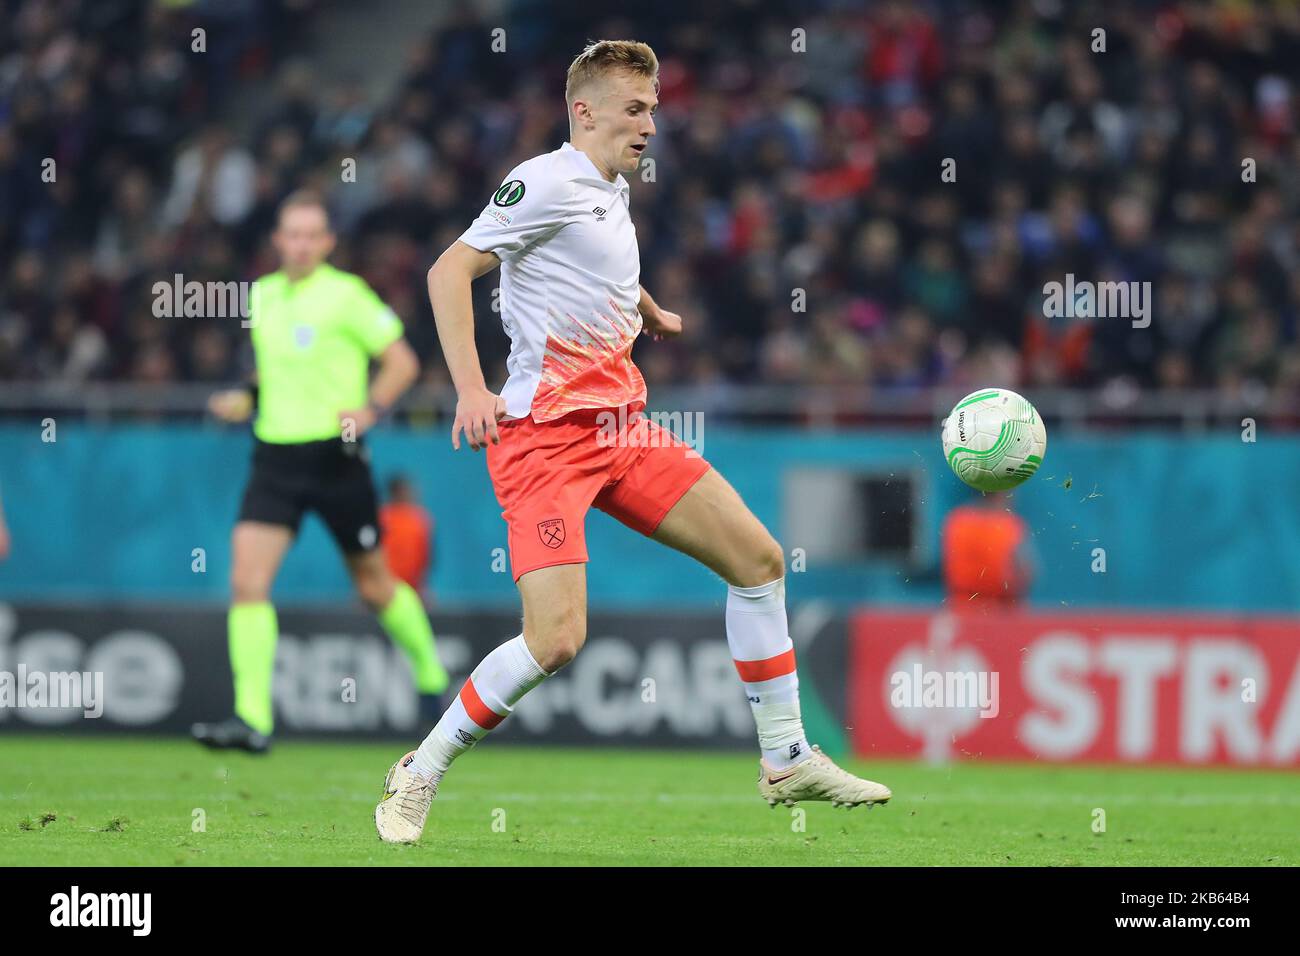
1, 734, 1294, 866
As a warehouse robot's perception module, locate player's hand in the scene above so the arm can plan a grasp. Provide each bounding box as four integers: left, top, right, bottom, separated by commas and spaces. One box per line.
452, 387, 507, 451
208, 389, 253, 423
338, 407, 378, 439
642, 308, 683, 341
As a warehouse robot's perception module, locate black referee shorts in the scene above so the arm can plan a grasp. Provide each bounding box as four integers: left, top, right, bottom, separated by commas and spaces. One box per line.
237, 436, 381, 554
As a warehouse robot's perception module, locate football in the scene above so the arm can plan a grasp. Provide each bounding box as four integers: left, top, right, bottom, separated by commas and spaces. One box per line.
941, 388, 1047, 492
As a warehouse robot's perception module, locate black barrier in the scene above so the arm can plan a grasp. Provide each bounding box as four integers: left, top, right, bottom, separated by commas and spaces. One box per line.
0, 604, 846, 748
3, 867, 1281, 937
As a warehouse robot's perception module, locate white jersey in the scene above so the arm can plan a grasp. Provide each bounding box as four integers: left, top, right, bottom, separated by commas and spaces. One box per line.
459, 142, 645, 422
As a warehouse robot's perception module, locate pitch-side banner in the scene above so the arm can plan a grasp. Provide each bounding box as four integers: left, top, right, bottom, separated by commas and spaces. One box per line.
0, 603, 842, 749
848, 609, 1300, 767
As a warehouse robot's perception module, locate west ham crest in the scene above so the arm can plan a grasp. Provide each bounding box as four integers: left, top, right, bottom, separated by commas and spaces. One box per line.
537, 518, 566, 549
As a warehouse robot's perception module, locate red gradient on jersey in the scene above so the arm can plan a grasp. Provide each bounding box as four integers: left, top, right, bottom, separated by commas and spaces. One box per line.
532, 301, 645, 422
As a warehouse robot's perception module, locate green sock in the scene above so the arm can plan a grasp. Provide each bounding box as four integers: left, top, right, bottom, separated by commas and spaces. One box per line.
379, 581, 449, 694
229, 602, 277, 735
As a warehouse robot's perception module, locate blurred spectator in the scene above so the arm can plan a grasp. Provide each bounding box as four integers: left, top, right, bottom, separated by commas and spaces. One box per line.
380, 474, 434, 598
942, 490, 1035, 605
160, 124, 257, 229
0, 0, 1297, 417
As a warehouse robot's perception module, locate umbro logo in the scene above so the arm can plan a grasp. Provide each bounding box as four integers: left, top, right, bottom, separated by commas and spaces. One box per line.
592, 206, 606, 221
455, 729, 476, 746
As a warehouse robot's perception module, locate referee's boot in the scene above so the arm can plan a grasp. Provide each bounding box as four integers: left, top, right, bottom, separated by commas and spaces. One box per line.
191, 715, 271, 754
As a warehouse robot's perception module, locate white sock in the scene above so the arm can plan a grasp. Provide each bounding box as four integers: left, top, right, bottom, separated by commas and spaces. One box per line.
726, 577, 811, 771
409, 635, 549, 780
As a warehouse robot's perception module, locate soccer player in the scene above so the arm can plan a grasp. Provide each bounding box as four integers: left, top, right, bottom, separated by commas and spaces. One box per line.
375, 41, 891, 843
193, 190, 449, 753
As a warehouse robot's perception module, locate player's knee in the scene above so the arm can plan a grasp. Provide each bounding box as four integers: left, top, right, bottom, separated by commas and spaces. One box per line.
539, 641, 582, 672
731, 535, 786, 589
538, 632, 585, 671
356, 579, 389, 610
530, 606, 586, 671
354, 565, 394, 609
230, 565, 271, 603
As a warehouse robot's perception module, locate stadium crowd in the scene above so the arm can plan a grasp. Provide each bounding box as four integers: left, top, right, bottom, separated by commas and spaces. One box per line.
2, 0, 1298, 409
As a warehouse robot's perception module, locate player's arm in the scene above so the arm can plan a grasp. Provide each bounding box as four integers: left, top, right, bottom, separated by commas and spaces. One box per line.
342, 338, 420, 435
337, 277, 421, 435
427, 240, 506, 451
368, 338, 419, 409
210, 278, 261, 423
637, 284, 682, 339
208, 372, 258, 423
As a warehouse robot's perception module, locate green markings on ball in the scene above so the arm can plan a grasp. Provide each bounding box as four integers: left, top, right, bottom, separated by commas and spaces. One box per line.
941, 388, 1047, 492
954, 390, 1001, 411
946, 418, 1017, 468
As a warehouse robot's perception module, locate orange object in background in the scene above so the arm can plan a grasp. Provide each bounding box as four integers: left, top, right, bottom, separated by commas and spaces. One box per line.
379, 499, 432, 593
942, 500, 1030, 604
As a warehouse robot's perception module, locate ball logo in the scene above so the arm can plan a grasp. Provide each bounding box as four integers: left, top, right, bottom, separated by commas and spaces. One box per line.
493, 180, 526, 207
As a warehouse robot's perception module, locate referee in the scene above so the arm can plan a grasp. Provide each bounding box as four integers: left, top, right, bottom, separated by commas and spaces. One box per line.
193, 190, 449, 752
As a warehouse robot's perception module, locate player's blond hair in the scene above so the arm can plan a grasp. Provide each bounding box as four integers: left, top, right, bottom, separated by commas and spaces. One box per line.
277, 189, 330, 227
565, 40, 659, 109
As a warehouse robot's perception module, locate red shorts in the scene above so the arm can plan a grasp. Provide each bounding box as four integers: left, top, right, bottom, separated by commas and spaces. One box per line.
486, 404, 712, 580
